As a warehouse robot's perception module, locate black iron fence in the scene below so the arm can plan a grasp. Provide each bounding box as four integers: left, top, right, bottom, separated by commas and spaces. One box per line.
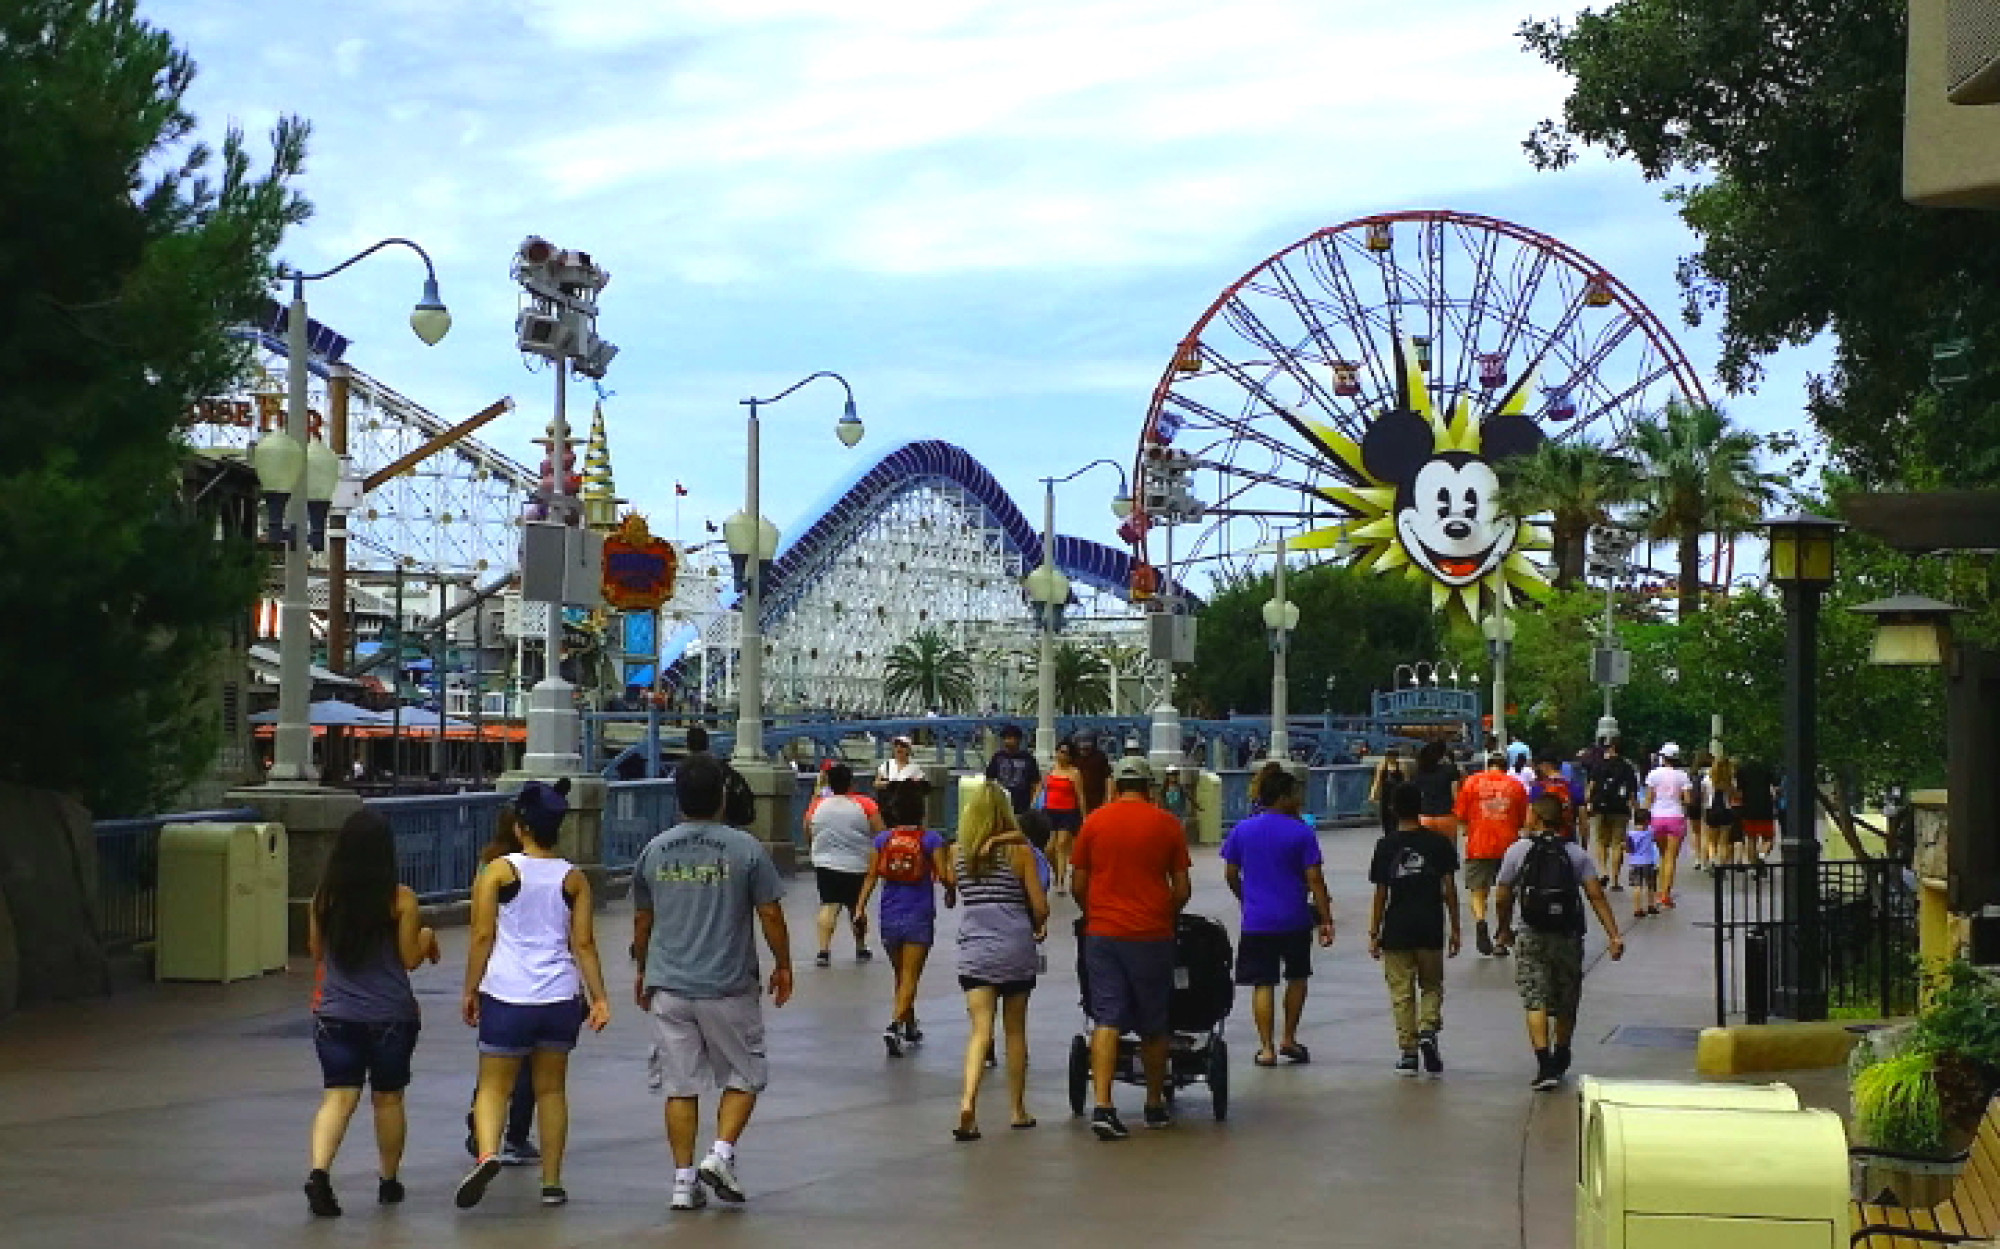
1708, 858, 1919, 1026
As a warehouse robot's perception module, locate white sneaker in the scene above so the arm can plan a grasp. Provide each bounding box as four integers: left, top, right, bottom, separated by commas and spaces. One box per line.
670, 1176, 707, 1211
698, 1152, 745, 1203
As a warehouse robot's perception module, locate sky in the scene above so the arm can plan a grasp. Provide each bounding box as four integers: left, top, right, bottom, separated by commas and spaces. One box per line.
149, 0, 1826, 568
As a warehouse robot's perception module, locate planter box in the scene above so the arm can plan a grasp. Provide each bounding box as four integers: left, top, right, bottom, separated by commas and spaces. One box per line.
1852, 1151, 1968, 1207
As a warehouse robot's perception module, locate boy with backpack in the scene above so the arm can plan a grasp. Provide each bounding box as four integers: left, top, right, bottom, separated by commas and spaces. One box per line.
857, 780, 956, 1056
1492, 795, 1624, 1091
1584, 738, 1640, 892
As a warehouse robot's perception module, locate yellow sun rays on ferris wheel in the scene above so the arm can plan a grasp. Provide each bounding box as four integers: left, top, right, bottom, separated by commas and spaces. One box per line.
1286, 339, 1554, 620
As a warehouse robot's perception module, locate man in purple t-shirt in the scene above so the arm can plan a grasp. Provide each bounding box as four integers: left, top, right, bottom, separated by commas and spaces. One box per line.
1221, 768, 1335, 1066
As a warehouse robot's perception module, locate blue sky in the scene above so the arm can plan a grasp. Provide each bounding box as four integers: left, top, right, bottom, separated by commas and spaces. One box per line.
150, 0, 1825, 565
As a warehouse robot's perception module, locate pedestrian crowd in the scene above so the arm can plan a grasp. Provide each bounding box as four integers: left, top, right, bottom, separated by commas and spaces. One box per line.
297, 726, 1775, 1218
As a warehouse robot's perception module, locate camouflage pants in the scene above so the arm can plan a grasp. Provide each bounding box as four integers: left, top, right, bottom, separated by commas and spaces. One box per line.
1512, 930, 1585, 1017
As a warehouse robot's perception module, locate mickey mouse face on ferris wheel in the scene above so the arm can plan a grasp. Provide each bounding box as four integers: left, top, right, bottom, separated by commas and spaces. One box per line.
1357, 341, 1545, 591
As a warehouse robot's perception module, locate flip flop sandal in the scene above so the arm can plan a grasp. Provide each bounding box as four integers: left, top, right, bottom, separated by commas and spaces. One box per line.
953, 1122, 982, 1142
1254, 1051, 1279, 1067
1280, 1044, 1311, 1064
1011, 1118, 1038, 1130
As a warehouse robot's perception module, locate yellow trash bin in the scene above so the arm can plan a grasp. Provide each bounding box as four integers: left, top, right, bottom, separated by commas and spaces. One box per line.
1582, 1103, 1848, 1249
1193, 770, 1223, 845
156, 823, 263, 983
1575, 1078, 1802, 1249
252, 823, 289, 973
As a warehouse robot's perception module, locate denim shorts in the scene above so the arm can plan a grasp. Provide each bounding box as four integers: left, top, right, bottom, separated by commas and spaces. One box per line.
477, 994, 586, 1056
314, 1016, 420, 1092
1082, 935, 1174, 1037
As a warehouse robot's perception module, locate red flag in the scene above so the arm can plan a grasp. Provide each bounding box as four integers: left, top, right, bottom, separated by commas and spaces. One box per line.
675, 482, 688, 496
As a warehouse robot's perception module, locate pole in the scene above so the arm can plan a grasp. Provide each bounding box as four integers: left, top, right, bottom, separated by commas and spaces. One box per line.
522, 359, 583, 775
1268, 532, 1291, 762
733, 402, 765, 763
1035, 479, 1058, 766
327, 363, 352, 674
1599, 569, 1618, 742
472, 591, 485, 787
271, 281, 317, 782
1492, 593, 1510, 753
1782, 580, 1826, 1020
545, 356, 567, 698
432, 578, 447, 781
391, 565, 404, 794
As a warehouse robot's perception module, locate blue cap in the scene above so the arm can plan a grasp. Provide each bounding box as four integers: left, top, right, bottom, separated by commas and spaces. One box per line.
513, 780, 568, 840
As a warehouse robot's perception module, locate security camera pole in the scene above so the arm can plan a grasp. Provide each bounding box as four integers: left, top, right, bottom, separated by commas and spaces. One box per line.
512, 237, 617, 776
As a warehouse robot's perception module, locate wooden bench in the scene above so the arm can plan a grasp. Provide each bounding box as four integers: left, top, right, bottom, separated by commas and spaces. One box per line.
1852, 1100, 2000, 1246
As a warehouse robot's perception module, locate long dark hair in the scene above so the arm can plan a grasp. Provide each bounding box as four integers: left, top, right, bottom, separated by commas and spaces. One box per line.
315, 811, 399, 971
481, 808, 525, 865
1417, 741, 1448, 773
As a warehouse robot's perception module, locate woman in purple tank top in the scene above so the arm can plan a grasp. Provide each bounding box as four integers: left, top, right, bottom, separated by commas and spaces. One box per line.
304, 812, 441, 1217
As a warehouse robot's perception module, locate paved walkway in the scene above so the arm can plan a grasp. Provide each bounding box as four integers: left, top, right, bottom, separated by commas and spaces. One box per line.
0, 824, 1841, 1248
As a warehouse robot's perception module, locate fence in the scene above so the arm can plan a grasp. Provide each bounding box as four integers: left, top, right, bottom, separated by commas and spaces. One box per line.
1706, 858, 1919, 1027
91, 808, 261, 950
603, 780, 678, 871
367, 791, 513, 904
1217, 765, 1375, 831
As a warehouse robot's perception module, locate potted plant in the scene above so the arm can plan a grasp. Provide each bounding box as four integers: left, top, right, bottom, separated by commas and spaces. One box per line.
1849, 962, 2000, 1206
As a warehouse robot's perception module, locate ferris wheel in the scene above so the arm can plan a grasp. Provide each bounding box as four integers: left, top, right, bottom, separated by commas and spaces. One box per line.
1128, 209, 1708, 613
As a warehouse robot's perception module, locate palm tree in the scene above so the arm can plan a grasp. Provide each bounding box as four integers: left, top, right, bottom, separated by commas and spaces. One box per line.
1024, 641, 1112, 715
1625, 402, 1781, 618
882, 627, 976, 713
1494, 436, 1639, 590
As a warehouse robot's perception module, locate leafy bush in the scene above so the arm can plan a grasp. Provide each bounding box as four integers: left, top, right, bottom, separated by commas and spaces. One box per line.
1854, 1049, 1948, 1157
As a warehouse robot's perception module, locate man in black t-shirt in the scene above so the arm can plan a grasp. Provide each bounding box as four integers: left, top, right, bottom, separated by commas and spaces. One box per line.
1368, 784, 1462, 1077
1584, 738, 1639, 890
983, 725, 1041, 815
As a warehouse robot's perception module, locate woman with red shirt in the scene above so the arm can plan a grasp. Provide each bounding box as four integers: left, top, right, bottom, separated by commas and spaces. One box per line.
1035, 741, 1086, 894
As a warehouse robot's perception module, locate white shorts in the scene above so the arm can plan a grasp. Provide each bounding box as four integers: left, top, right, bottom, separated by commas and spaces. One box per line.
646, 989, 768, 1097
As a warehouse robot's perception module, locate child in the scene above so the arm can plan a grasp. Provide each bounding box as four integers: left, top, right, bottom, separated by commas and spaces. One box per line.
1626, 812, 1660, 917
1367, 783, 1462, 1077
857, 779, 956, 1056
1161, 768, 1195, 841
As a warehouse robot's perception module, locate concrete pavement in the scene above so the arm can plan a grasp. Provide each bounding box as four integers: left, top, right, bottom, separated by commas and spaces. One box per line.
0, 824, 1842, 1248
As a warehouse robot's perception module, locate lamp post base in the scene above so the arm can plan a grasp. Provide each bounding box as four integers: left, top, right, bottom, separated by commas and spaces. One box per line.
523, 676, 584, 776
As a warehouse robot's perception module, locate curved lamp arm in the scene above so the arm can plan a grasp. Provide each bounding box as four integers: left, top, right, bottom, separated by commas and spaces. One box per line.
745, 370, 857, 416
284, 236, 440, 289
1046, 457, 1131, 496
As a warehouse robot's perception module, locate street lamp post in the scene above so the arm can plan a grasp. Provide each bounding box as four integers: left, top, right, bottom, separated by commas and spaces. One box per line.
1262, 531, 1301, 761
255, 239, 449, 783
726, 373, 863, 764
1764, 511, 1844, 1021
1023, 461, 1133, 765
1483, 603, 1517, 754
1591, 525, 1639, 743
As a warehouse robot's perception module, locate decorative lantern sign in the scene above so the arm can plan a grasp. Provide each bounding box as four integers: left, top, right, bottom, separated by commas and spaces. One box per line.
1128, 562, 1160, 602
1584, 275, 1615, 308
1366, 222, 1393, 252
601, 512, 678, 610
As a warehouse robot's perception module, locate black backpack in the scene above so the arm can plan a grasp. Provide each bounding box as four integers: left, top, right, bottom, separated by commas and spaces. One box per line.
1518, 835, 1585, 935
1591, 759, 1636, 811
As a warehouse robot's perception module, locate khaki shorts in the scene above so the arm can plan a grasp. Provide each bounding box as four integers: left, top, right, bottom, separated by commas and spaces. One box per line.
1464, 857, 1502, 892
1590, 814, 1630, 860
646, 989, 768, 1097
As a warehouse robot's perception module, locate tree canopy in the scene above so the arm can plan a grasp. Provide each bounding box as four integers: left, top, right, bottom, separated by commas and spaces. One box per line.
0, 0, 309, 813
1520, 0, 2000, 486
1185, 561, 1444, 718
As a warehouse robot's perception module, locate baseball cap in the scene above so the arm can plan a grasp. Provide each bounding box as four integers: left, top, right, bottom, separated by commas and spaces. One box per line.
1661, 742, 1682, 760
1113, 756, 1155, 783
892, 734, 912, 746
512, 779, 569, 840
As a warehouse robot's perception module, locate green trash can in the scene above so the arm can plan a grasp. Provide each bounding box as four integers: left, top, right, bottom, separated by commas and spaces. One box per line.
253, 823, 289, 973
156, 824, 263, 983
1583, 1103, 1847, 1249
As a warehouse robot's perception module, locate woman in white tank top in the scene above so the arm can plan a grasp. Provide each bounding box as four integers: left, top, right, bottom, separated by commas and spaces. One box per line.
457, 780, 612, 1211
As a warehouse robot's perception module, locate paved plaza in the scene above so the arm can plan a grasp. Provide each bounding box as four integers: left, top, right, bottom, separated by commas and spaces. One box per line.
0, 824, 1840, 1248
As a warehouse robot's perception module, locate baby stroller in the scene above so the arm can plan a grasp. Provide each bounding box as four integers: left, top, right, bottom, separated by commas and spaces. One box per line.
1067, 912, 1236, 1121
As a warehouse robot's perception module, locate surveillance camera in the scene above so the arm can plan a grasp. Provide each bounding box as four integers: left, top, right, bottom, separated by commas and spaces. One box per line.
515, 308, 574, 360
573, 335, 619, 380
518, 236, 555, 266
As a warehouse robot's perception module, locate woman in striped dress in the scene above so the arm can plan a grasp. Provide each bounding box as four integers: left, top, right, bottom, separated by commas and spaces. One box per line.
951, 781, 1050, 1141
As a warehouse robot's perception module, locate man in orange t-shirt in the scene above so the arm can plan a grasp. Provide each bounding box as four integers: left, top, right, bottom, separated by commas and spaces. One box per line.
1455, 753, 1528, 958
1071, 756, 1192, 1141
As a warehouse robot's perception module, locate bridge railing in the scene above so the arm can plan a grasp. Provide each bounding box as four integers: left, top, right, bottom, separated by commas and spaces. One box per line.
367, 791, 513, 903
1216, 765, 1375, 831
92, 807, 261, 951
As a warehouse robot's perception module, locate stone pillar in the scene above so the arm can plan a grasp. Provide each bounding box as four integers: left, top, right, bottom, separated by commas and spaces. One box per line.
731, 760, 798, 874
229, 784, 364, 953
497, 771, 609, 894
922, 762, 956, 832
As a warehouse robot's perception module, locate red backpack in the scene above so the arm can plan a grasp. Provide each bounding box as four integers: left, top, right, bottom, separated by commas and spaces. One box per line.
879, 826, 930, 885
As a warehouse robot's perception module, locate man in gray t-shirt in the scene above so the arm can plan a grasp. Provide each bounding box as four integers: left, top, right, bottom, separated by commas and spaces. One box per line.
630, 755, 791, 1211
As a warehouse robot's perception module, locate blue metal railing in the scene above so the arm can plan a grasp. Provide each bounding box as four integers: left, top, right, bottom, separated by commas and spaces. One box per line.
366, 792, 512, 903
604, 779, 678, 870
1216, 765, 1375, 832
92, 808, 261, 949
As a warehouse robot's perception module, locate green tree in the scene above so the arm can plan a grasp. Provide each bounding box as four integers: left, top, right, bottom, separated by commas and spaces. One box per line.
1495, 436, 1639, 589
1626, 403, 1779, 619
1024, 641, 1112, 716
0, 0, 309, 815
1519, 0, 2000, 487
1186, 560, 1444, 718
882, 627, 976, 713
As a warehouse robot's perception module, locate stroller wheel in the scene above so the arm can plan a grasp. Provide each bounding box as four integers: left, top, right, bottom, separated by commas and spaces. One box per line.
1068, 1035, 1090, 1117
1207, 1038, 1230, 1122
